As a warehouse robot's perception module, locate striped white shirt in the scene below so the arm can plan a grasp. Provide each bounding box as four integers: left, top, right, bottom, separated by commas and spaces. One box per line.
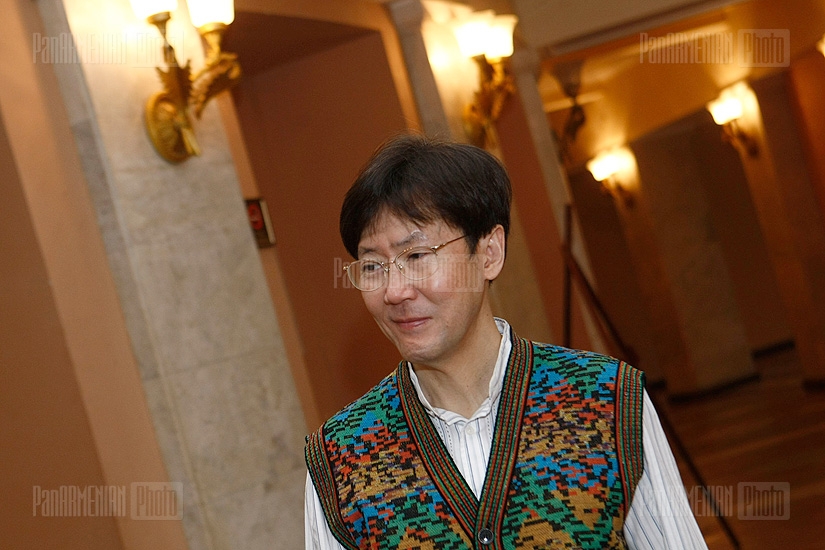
305, 319, 707, 549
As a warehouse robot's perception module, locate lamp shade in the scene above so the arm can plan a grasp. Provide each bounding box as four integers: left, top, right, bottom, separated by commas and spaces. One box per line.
485, 15, 518, 60
187, 0, 234, 28
453, 10, 494, 58
818, 35, 825, 57
707, 95, 743, 125
130, 0, 177, 20
587, 148, 635, 182
453, 10, 517, 60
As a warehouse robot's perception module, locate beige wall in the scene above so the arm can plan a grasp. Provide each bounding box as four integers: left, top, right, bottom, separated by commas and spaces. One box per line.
0, 110, 124, 550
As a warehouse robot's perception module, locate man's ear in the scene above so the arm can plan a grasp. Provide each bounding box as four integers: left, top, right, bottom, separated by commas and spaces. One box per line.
481, 224, 506, 281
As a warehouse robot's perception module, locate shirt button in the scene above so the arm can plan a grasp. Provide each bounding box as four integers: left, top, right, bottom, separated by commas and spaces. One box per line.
477, 528, 494, 545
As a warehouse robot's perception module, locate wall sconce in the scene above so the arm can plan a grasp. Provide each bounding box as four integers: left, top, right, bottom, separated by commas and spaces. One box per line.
706, 86, 759, 157
818, 35, 825, 58
131, 0, 241, 163
587, 147, 636, 207
452, 10, 518, 149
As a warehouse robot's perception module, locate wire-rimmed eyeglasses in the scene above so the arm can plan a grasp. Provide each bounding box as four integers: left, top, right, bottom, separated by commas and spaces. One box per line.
343, 235, 466, 292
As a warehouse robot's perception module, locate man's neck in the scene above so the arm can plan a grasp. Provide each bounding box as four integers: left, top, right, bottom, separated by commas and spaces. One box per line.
411, 316, 503, 418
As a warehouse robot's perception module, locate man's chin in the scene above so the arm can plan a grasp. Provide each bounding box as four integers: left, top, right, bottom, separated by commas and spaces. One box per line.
395, 341, 436, 367
382, 322, 445, 365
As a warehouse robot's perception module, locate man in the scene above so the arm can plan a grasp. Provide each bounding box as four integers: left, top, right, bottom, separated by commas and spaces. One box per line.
305, 134, 706, 549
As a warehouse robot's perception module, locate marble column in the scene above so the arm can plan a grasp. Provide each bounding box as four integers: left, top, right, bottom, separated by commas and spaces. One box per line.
508, 47, 606, 352
37, 1, 307, 548
385, 0, 452, 138
632, 118, 755, 394
509, 49, 573, 235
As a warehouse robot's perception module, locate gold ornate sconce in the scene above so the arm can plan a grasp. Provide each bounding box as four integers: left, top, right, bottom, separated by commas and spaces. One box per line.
452, 10, 518, 149
131, 0, 241, 163
707, 83, 759, 158
587, 147, 637, 207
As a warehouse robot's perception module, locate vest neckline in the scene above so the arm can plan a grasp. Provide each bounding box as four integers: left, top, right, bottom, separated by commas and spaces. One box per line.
397, 331, 534, 545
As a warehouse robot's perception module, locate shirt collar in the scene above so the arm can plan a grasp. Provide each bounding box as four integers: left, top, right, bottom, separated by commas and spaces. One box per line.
407, 317, 512, 423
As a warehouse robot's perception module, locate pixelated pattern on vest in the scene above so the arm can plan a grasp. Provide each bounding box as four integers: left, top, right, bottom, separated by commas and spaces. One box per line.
305, 338, 644, 549
307, 371, 472, 549
498, 344, 627, 548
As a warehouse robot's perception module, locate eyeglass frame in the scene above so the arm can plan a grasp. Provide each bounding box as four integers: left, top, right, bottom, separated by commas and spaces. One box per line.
343, 235, 467, 291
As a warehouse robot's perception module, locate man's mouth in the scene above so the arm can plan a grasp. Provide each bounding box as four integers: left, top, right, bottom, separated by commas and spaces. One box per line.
392, 317, 429, 330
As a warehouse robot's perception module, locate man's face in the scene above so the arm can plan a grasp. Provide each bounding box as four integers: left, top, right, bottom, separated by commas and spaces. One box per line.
356, 211, 493, 369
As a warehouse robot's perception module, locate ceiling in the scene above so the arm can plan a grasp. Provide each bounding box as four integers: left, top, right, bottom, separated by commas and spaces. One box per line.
222, 0, 825, 148
224, 11, 373, 76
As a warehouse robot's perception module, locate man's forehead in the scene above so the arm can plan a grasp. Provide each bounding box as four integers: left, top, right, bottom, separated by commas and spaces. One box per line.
357, 213, 448, 255
358, 225, 427, 255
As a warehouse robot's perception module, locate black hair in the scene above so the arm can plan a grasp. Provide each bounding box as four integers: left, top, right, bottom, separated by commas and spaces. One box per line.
340, 133, 512, 258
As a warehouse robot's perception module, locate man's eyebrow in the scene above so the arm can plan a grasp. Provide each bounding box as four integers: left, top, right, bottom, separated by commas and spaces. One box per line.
394, 232, 427, 249
358, 232, 427, 257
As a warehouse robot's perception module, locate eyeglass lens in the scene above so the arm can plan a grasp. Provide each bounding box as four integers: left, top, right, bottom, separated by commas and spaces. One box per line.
350, 247, 439, 290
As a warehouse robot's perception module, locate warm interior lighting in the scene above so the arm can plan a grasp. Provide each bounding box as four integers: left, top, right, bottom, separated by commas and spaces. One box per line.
587, 148, 634, 183
454, 11, 517, 61
452, 10, 518, 149
707, 96, 743, 125
707, 83, 759, 157
587, 148, 636, 207
187, 0, 235, 29
818, 35, 825, 57
484, 14, 518, 60
131, 0, 241, 163
453, 10, 494, 58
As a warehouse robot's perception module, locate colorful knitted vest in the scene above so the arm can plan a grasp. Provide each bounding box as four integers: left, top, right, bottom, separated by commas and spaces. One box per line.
305, 335, 645, 549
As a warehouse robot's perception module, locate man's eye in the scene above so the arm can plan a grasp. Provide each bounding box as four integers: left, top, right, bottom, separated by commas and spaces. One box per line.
406, 249, 437, 265
360, 262, 382, 274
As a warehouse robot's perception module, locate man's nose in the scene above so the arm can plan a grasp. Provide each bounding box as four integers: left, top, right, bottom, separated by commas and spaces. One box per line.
383, 262, 415, 303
